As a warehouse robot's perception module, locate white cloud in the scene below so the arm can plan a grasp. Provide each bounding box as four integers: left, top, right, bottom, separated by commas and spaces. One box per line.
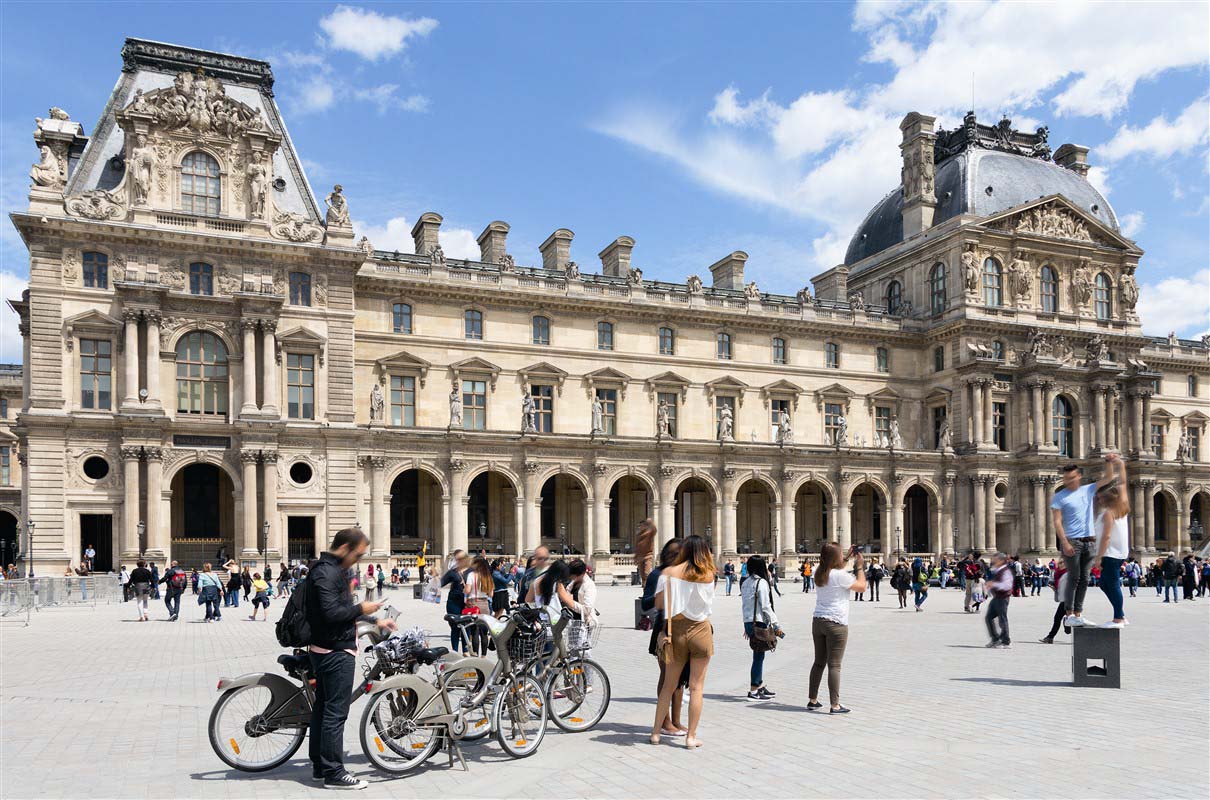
1098, 97, 1210, 162
595, 1, 1210, 271
1086, 165, 1111, 197
0, 269, 28, 362
296, 75, 336, 113
354, 216, 480, 260
319, 6, 438, 62
1137, 268, 1210, 338
1119, 211, 1145, 238
352, 85, 430, 114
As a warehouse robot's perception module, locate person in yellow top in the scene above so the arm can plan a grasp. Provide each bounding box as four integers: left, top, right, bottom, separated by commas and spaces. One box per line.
801, 560, 814, 594
248, 573, 272, 621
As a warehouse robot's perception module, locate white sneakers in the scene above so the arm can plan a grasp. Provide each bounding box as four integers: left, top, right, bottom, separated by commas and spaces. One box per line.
1063, 615, 1095, 628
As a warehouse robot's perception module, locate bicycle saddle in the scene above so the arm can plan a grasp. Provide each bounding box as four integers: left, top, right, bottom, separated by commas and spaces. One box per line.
443, 613, 479, 624
414, 646, 450, 665
277, 653, 310, 673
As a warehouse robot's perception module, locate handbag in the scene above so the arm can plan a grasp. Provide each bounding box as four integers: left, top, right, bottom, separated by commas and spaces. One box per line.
749, 578, 778, 653
655, 578, 674, 664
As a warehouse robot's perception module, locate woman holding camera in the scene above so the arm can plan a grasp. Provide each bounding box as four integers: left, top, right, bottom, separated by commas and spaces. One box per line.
741, 556, 782, 701
808, 542, 866, 714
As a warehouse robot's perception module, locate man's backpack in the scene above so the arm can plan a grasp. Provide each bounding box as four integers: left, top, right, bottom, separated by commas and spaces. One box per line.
276, 576, 311, 648
169, 570, 187, 591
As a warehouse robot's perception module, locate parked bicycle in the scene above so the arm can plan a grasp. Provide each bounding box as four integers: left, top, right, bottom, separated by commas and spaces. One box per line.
527, 609, 610, 733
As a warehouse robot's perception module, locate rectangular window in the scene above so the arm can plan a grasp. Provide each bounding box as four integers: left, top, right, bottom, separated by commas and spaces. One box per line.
1189, 375, 1198, 397
462, 379, 487, 431
286, 353, 315, 419
934, 346, 945, 373
874, 406, 891, 445
826, 342, 839, 369
595, 388, 617, 435
79, 338, 112, 410
657, 391, 678, 438
289, 272, 311, 306
392, 303, 413, 334
772, 337, 786, 365
1150, 423, 1165, 455
0, 398, 7, 418
876, 347, 889, 373
932, 406, 947, 449
532, 316, 550, 346
464, 310, 483, 340
659, 327, 675, 356
597, 322, 614, 351
993, 401, 1007, 451
531, 384, 553, 433
83, 252, 109, 289
1190, 427, 1201, 461
390, 375, 415, 427
716, 332, 732, 360
770, 398, 790, 441
824, 402, 843, 445
0, 446, 9, 486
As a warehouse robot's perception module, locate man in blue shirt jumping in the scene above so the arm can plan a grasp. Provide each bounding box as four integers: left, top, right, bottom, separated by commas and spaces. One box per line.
1051, 454, 1124, 627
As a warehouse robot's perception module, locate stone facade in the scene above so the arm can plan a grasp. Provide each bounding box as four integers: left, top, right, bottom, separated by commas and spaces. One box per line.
6, 39, 1210, 574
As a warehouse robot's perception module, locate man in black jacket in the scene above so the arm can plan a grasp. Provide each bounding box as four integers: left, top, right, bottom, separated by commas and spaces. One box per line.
307, 527, 395, 789
159, 560, 186, 621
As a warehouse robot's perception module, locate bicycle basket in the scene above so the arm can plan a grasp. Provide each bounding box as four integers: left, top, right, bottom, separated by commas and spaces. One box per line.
565, 620, 600, 651
506, 614, 550, 663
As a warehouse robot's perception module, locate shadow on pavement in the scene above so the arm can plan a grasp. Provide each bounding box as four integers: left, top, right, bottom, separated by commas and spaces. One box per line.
951, 677, 1071, 687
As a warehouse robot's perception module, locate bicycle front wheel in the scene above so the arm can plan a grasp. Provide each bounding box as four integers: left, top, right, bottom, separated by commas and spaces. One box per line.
359, 688, 442, 773
208, 685, 307, 772
493, 674, 547, 758
445, 666, 491, 742
546, 658, 611, 732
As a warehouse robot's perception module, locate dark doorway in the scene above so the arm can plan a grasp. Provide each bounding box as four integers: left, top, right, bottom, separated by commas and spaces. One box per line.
391, 469, 420, 540
287, 516, 315, 563
80, 514, 113, 572
905, 486, 930, 552
181, 463, 221, 537
0, 511, 17, 570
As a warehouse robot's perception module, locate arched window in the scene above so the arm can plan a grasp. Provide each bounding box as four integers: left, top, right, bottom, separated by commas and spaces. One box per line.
1094, 272, 1113, 319
658, 326, 675, 356
929, 263, 946, 314
82, 251, 108, 289
982, 258, 1003, 306
1040, 265, 1058, 313
464, 309, 483, 340
176, 331, 229, 417
716, 332, 732, 360
1052, 395, 1074, 457
392, 303, 412, 334
180, 151, 221, 216
189, 262, 214, 296
289, 272, 311, 306
531, 315, 550, 345
885, 280, 902, 315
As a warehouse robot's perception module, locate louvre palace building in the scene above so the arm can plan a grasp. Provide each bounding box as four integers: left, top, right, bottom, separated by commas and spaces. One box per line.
6, 39, 1209, 575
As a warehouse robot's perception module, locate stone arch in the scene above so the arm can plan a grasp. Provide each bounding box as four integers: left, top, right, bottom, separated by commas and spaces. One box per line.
537, 471, 588, 555
0, 507, 18, 571
849, 479, 888, 550
165, 320, 238, 356
385, 460, 449, 498
790, 473, 836, 500
670, 468, 722, 501
1153, 486, 1179, 549
735, 477, 774, 553
608, 471, 654, 553
674, 473, 717, 539
901, 483, 937, 553
388, 466, 445, 555
163, 450, 243, 494
534, 464, 594, 504
168, 459, 238, 567
464, 466, 519, 553
793, 479, 833, 552
731, 471, 781, 504
463, 462, 522, 492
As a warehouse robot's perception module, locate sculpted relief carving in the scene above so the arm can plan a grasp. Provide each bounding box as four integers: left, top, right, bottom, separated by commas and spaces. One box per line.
271, 210, 324, 243
993, 201, 1101, 244
66, 189, 125, 221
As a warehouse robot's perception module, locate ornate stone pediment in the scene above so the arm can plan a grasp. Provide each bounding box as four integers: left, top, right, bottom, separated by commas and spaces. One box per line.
518, 362, 568, 395
377, 350, 431, 387
65, 188, 125, 221
985, 197, 1127, 249
118, 70, 267, 139
270, 210, 324, 243
814, 382, 854, 413
450, 357, 501, 390
646, 371, 691, 401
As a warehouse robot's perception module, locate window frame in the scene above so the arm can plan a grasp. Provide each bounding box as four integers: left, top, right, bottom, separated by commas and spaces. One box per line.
392, 302, 413, 334
824, 402, 844, 445
175, 330, 229, 417
885, 280, 902, 315
1094, 272, 1113, 320
1040, 265, 1059, 313
462, 379, 487, 430
874, 405, 892, 444
389, 374, 416, 427
876, 346, 889, 374
716, 331, 733, 360
79, 337, 113, 411
597, 321, 614, 351
189, 262, 214, 296
82, 251, 109, 289
0, 445, 9, 486
286, 352, 316, 420
982, 257, 1003, 307
595, 387, 618, 435
464, 309, 484, 341
1052, 395, 1074, 457
180, 150, 221, 216
1189, 375, 1198, 398
531, 315, 551, 346
530, 383, 554, 433
658, 326, 676, 356
929, 263, 947, 315
657, 391, 679, 438
772, 336, 787, 365
825, 341, 840, 369
992, 400, 1007, 451
933, 345, 945, 373
288, 271, 312, 307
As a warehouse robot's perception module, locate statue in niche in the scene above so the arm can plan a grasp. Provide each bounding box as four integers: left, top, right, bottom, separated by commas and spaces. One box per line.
937, 418, 952, 450
448, 385, 463, 428
324, 184, 350, 227
1118, 272, 1139, 311
30, 145, 61, 188
961, 244, 980, 293
890, 417, 902, 449
521, 390, 537, 434
776, 409, 793, 445
591, 397, 605, 436
248, 158, 268, 218
834, 415, 849, 447
369, 382, 385, 422
717, 404, 734, 442
1177, 430, 1192, 461
656, 399, 670, 438
130, 134, 154, 205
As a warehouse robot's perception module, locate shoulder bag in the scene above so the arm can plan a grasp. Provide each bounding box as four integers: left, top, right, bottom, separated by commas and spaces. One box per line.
749, 579, 778, 653
655, 578, 674, 664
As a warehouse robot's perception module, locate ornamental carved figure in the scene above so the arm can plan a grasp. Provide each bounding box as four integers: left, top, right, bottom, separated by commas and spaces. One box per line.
848, 290, 865, 311
61, 249, 79, 284
686, 275, 703, 294
358, 236, 374, 257
30, 145, 62, 188
428, 243, 446, 268
796, 285, 812, 304
1071, 265, 1093, 307
313, 275, 328, 306
744, 281, 761, 300
247, 157, 268, 218
564, 261, 580, 280
324, 184, 350, 228
369, 382, 385, 422
498, 253, 516, 271
776, 409, 793, 445
656, 399, 670, 438
717, 404, 734, 442
1118, 272, 1139, 311
961, 244, 980, 293
1011, 203, 1092, 242
120, 69, 267, 137
448, 385, 463, 428
270, 210, 323, 243
1008, 251, 1032, 299
129, 134, 155, 206
521, 390, 537, 434
627, 267, 643, 286
66, 189, 125, 221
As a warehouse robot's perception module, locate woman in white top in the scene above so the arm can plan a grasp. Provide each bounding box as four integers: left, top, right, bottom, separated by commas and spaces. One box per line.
740, 556, 781, 701
809, 542, 867, 714
464, 556, 495, 654
649, 534, 715, 749
1094, 459, 1130, 628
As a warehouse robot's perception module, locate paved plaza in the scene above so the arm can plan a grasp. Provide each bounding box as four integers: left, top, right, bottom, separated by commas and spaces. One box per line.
2, 580, 1207, 799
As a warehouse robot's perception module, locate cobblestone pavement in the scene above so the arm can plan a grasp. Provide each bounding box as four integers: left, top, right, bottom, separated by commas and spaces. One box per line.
2, 578, 1207, 799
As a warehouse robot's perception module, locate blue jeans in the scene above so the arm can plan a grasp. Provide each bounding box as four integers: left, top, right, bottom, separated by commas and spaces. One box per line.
744, 622, 766, 687
1164, 578, 1180, 601
725, 575, 735, 595
939, 572, 949, 589
1062, 538, 1096, 614
309, 650, 355, 780
224, 588, 239, 607
164, 589, 181, 618
912, 582, 926, 607
1099, 557, 1125, 620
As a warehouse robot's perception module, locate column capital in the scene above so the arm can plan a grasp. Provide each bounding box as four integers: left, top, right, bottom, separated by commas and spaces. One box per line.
778, 468, 795, 484
260, 450, 279, 464
591, 463, 609, 478
143, 447, 163, 462
943, 471, 957, 486
122, 309, 143, 323
721, 467, 737, 481
523, 460, 541, 474
448, 458, 466, 472
658, 465, 676, 479
239, 449, 261, 465
143, 310, 162, 325
260, 318, 278, 334
120, 445, 143, 462
240, 317, 261, 332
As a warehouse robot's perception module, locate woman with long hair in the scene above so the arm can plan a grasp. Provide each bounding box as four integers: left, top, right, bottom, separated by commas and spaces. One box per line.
464, 556, 495, 654
650, 534, 715, 749
809, 542, 866, 714
643, 539, 688, 737
526, 558, 575, 615
1094, 479, 1130, 628
441, 550, 469, 651
740, 556, 781, 701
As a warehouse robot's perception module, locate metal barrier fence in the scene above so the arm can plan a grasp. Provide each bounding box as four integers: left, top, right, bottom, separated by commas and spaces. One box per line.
1, 580, 32, 625
0, 575, 123, 622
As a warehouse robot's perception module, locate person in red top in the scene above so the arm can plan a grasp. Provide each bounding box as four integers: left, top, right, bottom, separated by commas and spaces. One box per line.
1039, 563, 1070, 644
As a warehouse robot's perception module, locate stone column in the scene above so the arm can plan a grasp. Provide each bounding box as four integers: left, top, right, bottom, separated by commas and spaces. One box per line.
1130, 481, 1145, 552
261, 320, 279, 416
120, 446, 142, 560
144, 448, 165, 562
1142, 481, 1155, 551
984, 477, 998, 552
656, 467, 676, 548
1131, 393, 1144, 454
144, 312, 162, 409
1176, 488, 1191, 555
20, 322, 30, 408
1106, 390, 1119, 450
239, 450, 260, 560
1030, 384, 1042, 447
720, 468, 738, 556
969, 381, 983, 448
836, 475, 853, 550
971, 476, 986, 550
887, 499, 902, 560
1041, 382, 1054, 448
1044, 477, 1057, 550
1092, 387, 1105, 451
522, 462, 541, 555
940, 474, 955, 554
240, 319, 259, 415
1032, 477, 1046, 553
981, 381, 994, 446
512, 498, 524, 556
122, 310, 141, 407
448, 461, 468, 557
367, 457, 388, 558
1141, 393, 1153, 456
779, 470, 796, 557
587, 467, 605, 558
263, 452, 281, 560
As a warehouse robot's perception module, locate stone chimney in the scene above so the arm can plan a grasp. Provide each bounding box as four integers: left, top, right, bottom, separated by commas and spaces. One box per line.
598, 236, 634, 278
411, 212, 442, 256
477, 221, 510, 264
709, 251, 748, 291
899, 112, 938, 237
1054, 144, 1090, 178
539, 228, 574, 271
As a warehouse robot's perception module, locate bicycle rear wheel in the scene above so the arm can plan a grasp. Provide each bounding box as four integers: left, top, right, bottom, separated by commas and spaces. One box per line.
546, 658, 610, 732
492, 674, 547, 758
208, 685, 307, 772
445, 666, 491, 741
359, 688, 441, 773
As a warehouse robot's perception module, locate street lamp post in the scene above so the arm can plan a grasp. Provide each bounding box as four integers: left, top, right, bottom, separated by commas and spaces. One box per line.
261, 519, 270, 574
559, 523, 567, 556
772, 524, 779, 558
25, 519, 34, 578
895, 525, 903, 556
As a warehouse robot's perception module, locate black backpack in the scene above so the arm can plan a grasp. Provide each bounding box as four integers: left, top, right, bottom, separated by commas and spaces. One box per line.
276, 576, 311, 648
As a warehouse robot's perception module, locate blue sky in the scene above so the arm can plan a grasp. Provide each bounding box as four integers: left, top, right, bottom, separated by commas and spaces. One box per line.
2, 1, 1208, 361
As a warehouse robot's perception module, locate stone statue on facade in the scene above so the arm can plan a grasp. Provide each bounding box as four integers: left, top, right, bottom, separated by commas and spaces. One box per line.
717, 404, 734, 442
30, 145, 61, 188
656, 399, 670, 439
498, 253, 516, 271
448, 385, 463, 428
358, 236, 374, 257
745, 281, 761, 300
1085, 334, 1109, 362
796, 285, 812, 305
428, 243, 446, 268
890, 417, 902, 449
627, 267, 643, 286
1028, 328, 1053, 358
776, 409, 793, 445
247, 158, 268, 218
325, 184, 350, 227
591, 397, 605, 436
1008, 250, 1031, 300
1119, 271, 1139, 311
686, 275, 703, 295
1177, 429, 1192, 461
1167, 331, 1178, 347
130, 134, 154, 205
521, 390, 537, 434
848, 291, 865, 311
961, 244, 980, 293
1071, 265, 1093, 307
564, 261, 580, 280
369, 382, 385, 422
834, 415, 848, 448
937, 418, 951, 450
